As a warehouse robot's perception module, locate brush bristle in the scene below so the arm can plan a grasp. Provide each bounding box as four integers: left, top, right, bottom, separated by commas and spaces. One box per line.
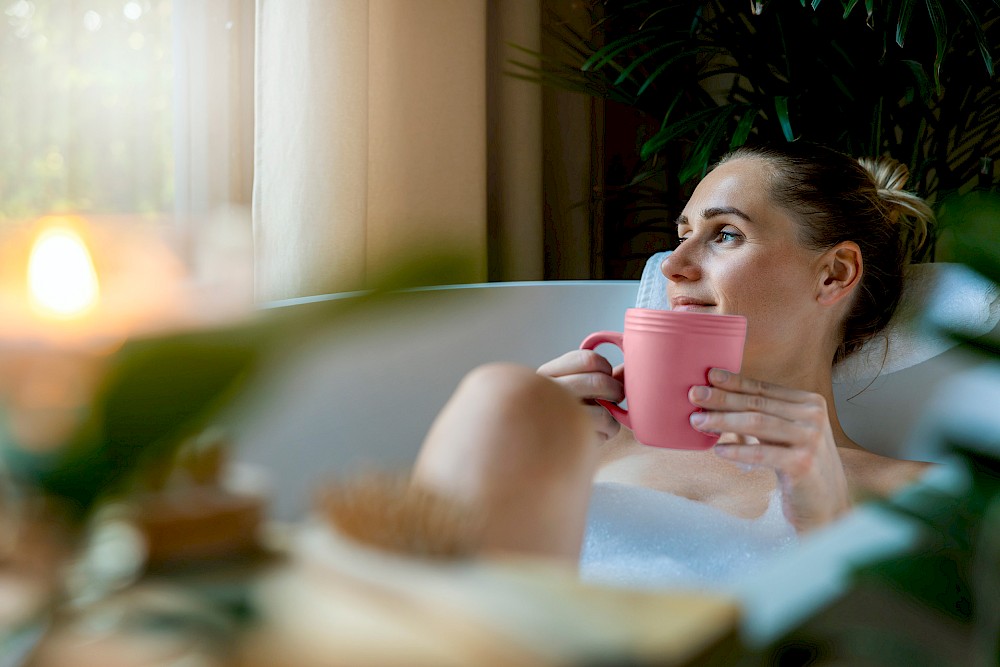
316, 473, 485, 559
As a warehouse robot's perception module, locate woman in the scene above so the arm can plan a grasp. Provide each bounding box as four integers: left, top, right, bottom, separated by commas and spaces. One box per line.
408, 143, 935, 574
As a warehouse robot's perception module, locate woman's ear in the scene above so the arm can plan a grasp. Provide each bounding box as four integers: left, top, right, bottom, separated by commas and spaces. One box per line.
817, 241, 862, 306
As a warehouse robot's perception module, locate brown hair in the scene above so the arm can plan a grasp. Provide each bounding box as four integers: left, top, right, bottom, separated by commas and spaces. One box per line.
718, 143, 934, 362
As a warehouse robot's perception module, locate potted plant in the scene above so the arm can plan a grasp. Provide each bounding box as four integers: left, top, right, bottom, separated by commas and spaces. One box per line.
513, 0, 1000, 273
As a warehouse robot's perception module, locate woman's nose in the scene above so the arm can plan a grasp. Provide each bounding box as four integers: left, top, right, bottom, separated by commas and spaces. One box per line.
661, 242, 701, 282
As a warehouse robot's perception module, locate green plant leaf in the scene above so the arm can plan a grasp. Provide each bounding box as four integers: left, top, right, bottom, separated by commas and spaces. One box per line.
680, 112, 729, 182
614, 42, 674, 86
540, 16, 600, 63
636, 46, 727, 98
637, 7, 677, 32
641, 106, 729, 161
923, 0, 948, 90
660, 89, 686, 129
827, 72, 857, 102
953, 0, 994, 75
582, 32, 658, 73
511, 0, 1000, 272
901, 60, 932, 105
504, 69, 637, 107
774, 96, 795, 142
730, 107, 757, 148
870, 96, 884, 153
627, 169, 666, 188
505, 42, 587, 70
829, 39, 857, 70
896, 0, 916, 47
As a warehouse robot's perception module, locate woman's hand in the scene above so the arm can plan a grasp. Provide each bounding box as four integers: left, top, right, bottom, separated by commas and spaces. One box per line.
687, 368, 850, 532
537, 350, 624, 442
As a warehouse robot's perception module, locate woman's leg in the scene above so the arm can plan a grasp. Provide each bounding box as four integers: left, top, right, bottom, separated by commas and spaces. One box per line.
411, 363, 600, 561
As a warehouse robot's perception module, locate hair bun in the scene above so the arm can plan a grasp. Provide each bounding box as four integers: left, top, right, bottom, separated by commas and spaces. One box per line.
859, 156, 910, 192
857, 156, 934, 261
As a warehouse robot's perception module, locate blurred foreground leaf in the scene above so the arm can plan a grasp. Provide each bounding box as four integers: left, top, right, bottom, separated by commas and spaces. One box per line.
25, 326, 261, 515
2, 251, 476, 518
937, 191, 1000, 287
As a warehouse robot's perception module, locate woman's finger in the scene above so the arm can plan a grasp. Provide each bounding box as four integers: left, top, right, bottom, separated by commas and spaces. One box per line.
538, 349, 613, 379
713, 439, 830, 487
690, 409, 813, 446
703, 368, 814, 404
550, 372, 624, 404
712, 440, 799, 468
688, 384, 821, 422
612, 363, 625, 383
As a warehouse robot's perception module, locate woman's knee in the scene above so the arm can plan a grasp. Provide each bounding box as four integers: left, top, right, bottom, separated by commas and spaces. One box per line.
415, 363, 595, 487
415, 364, 598, 558
455, 363, 582, 427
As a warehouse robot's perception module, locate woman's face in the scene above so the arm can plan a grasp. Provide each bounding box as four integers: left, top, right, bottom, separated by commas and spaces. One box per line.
662, 158, 830, 372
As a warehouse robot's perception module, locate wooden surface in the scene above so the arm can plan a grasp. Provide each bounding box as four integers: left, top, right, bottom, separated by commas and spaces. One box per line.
25, 522, 741, 667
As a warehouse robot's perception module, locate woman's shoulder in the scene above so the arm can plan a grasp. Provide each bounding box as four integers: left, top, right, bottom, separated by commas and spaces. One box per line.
838, 446, 933, 500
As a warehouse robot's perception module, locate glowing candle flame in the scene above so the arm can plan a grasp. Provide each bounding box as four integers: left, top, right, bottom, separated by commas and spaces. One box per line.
27, 227, 100, 319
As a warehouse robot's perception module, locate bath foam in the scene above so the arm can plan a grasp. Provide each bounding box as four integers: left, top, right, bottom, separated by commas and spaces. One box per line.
579, 482, 798, 591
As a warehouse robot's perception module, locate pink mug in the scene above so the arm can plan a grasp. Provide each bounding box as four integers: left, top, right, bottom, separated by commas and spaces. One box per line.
580, 308, 747, 449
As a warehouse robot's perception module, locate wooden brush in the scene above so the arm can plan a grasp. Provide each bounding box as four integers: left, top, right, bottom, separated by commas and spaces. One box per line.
315, 472, 486, 559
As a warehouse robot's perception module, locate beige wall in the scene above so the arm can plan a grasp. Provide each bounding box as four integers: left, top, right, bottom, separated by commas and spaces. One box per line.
487, 0, 544, 281
541, 0, 600, 279
366, 1, 488, 283
253, 0, 599, 298
254, 0, 488, 301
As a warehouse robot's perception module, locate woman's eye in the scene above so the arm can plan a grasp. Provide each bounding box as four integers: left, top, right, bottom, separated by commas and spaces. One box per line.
676, 227, 741, 246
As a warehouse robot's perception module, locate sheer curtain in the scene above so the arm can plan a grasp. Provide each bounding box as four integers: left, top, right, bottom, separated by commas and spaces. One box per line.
0, 0, 256, 298
0, 0, 179, 223
253, 0, 547, 301
173, 0, 255, 218
172, 0, 256, 300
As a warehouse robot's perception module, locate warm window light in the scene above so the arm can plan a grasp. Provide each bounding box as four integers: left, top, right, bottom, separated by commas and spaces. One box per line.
27, 227, 101, 320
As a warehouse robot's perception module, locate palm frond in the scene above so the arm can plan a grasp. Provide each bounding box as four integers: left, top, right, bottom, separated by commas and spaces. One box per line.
512, 0, 1000, 275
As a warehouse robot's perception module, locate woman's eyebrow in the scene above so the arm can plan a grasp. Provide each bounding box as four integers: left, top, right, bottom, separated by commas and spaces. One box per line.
703, 206, 754, 223
674, 206, 754, 229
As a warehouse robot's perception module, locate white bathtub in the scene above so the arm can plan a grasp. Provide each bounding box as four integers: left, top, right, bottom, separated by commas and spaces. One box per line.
232, 279, 992, 517
228, 279, 999, 650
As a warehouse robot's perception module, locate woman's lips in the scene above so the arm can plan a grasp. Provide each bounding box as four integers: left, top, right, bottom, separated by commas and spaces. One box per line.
670, 297, 715, 311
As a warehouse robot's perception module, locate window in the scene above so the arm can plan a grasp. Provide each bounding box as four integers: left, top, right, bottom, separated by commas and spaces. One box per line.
1, 0, 174, 222
0, 0, 254, 240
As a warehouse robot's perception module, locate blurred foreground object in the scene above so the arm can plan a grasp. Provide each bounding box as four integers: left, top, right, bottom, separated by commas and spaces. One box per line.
737, 191, 1000, 664
0, 213, 256, 476
0, 213, 259, 662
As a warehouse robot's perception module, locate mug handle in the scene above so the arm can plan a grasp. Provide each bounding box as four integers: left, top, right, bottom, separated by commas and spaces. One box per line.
579, 331, 630, 430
